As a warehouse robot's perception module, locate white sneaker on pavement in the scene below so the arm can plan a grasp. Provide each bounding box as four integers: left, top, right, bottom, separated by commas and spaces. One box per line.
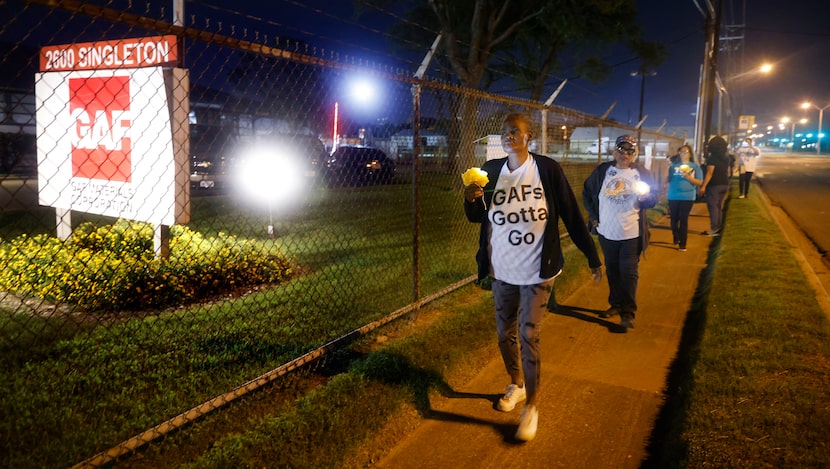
515, 405, 538, 441
497, 383, 526, 412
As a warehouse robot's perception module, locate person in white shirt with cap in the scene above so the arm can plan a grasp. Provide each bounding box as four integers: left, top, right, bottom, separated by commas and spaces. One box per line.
582, 135, 658, 330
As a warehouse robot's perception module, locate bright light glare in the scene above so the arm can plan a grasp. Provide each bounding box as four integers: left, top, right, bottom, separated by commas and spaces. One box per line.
759, 63, 773, 74
350, 77, 377, 103
233, 144, 304, 207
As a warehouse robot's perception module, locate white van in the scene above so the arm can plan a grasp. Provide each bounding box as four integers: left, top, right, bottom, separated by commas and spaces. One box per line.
586, 137, 611, 155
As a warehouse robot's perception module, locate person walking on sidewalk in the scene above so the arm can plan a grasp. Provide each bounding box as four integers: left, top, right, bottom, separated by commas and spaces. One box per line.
667, 144, 703, 251
699, 136, 731, 236
463, 113, 603, 442
583, 135, 658, 330
735, 137, 760, 198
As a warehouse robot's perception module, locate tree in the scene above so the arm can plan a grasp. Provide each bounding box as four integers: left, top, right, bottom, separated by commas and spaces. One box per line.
493, 0, 651, 102
359, 0, 666, 172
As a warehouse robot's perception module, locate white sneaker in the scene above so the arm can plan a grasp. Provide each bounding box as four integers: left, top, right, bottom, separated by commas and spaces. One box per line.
497, 383, 526, 412
515, 405, 538, 441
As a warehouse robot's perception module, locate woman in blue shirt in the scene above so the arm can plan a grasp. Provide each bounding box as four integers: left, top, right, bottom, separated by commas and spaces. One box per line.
666, 144, 703, 251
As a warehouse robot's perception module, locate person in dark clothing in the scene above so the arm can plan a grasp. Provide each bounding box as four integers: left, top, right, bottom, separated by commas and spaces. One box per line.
699, 136, 731, 236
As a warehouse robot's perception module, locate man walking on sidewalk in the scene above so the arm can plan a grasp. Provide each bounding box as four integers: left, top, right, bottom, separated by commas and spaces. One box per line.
735, 137, 760, 198
463, 113, 602, 442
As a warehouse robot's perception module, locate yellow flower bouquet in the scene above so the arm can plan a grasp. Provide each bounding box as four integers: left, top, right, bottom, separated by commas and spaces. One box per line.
461, 167, 489, 187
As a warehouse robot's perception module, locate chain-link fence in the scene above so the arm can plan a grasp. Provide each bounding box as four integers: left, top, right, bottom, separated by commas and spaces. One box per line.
0, 1, 685, 466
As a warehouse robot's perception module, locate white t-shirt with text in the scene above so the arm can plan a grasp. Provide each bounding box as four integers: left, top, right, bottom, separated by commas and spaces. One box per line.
488, 157, 549, 284
736, 145, 760, 172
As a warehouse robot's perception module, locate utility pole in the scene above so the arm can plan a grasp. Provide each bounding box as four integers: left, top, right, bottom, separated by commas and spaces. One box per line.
633, 67, 656, 146
693, 0, 721, 158
702, 0, 723, 156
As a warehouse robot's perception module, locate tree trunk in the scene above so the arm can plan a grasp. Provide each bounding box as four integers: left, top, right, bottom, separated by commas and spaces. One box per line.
452, 93, 482, 189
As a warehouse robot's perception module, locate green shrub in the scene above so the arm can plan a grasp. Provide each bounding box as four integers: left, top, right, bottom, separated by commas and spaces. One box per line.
0, 220, 292, 312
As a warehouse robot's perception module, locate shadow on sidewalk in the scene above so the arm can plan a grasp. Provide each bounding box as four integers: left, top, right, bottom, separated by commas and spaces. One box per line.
422, 408, 520, 443
641, 195, 730, 468
550, 303, 630, 334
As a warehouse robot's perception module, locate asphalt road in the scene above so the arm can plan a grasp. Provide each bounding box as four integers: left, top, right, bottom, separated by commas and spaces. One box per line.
754, 152, 830, 258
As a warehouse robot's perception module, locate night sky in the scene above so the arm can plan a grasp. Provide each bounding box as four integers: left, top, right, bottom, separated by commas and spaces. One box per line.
621, 0, 830, 132
4, 0, 829, 134
227, 0, 830, 133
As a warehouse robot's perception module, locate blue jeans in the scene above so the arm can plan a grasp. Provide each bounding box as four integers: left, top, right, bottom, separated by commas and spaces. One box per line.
492, 278, 554, 405
598, 235, 640, 317
705, 185, 729, 231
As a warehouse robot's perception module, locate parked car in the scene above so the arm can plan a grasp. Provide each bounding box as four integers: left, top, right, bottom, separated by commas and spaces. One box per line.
324, 146, 396, 186
240, 133, 329, 180
189, 125, 237, 191
585, 137, 611, 155
191, 130, 328, 191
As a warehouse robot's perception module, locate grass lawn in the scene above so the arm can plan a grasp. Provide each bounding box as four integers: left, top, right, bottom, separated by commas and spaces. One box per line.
6, 168, 825, 468
645, 184, 830, 467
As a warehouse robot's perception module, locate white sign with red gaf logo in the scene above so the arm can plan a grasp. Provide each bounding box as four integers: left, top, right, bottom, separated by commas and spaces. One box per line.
36, 65, 190, 226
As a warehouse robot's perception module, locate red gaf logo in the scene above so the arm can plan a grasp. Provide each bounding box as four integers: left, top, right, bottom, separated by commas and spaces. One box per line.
69, 76, 132, 182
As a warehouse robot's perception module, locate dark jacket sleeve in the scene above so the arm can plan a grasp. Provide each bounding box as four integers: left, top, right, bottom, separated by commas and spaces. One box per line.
582, 162, 608, 228
463, 158, 504, 281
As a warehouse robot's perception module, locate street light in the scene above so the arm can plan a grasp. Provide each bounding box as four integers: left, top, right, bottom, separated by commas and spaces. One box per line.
333, 75, 381, 152
724, 62, 773, 82
780, 117, 808, 149
797, 118, 809, 149
713, 63, 774, 142
801, 101, 830, 155
234, 142, 305, 238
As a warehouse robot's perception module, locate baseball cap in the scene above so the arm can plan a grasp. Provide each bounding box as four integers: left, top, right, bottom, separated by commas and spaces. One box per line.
615, 135, 637, 147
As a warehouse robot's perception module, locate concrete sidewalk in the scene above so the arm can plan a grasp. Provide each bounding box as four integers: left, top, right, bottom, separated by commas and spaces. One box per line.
375, 204, 714, 469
